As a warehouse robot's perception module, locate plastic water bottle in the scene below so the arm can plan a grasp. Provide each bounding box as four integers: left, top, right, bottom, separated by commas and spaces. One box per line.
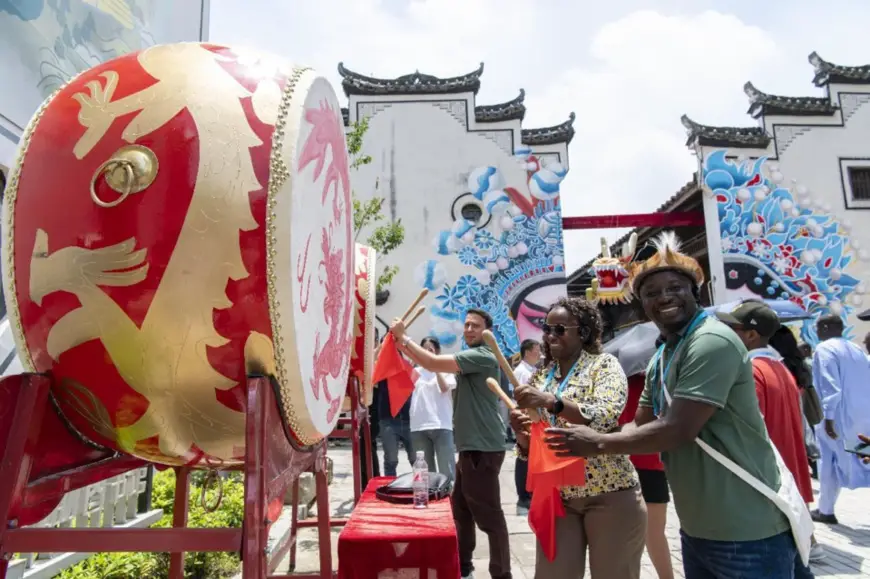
412, 451, 429, 509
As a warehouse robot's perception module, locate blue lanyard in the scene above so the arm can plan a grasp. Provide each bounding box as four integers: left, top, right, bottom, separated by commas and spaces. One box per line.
649, 311, 708, 417
543, 357, 582, 425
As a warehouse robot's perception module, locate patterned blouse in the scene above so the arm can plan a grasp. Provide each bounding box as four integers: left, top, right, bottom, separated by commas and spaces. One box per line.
517, 350, 638, 499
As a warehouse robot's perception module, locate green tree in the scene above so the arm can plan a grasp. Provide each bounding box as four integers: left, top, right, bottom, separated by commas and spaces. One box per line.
347, 117, 405, 294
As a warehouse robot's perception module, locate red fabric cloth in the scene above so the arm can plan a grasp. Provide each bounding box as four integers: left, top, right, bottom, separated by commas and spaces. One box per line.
337, 476, 460, 579
618, 374, 665, 471
751, 358, 814, 504
526, 421, 586, 562
372, 334, 418, 417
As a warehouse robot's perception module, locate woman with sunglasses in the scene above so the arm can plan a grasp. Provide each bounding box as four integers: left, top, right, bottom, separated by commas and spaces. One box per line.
510, 296, 646, 579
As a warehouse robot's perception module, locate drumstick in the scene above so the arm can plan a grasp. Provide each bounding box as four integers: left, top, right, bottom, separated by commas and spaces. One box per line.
481, 330, 541, 422
404, 306, 426, 330
400, 289, 429, 322
482, 330, 522, 391
486, 377, 516, 409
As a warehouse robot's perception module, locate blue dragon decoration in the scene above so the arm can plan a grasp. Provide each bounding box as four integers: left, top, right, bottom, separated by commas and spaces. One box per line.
705, 150, 864, 344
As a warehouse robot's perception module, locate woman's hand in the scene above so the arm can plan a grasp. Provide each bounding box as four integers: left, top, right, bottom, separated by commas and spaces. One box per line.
509, 408, 532, 434
510, 409, 532, 451
514, 385, 554, 411
544, 425, 602, 457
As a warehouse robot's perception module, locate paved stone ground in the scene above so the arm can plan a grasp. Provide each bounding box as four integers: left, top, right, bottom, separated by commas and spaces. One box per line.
283, 442, 870, 578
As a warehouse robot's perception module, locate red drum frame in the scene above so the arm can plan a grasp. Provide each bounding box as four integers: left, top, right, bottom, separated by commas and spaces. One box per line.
0, 372, 372, 579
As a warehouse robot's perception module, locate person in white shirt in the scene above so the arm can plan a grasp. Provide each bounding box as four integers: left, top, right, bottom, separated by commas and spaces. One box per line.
512, 338, 541, 515
410, 337, 457, 481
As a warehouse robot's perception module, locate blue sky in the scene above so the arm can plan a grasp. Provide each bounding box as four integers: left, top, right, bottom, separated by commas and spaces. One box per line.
209, 0, 870, 271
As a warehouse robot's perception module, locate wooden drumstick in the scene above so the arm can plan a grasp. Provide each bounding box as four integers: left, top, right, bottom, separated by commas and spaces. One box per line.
481, 330, 522, 391
404, 306, 426, 330
481, 330, 541, 422
400, 289, 429, 322
486, 377, 516, 409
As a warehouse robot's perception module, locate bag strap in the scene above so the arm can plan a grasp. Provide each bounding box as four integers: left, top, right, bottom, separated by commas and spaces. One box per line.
662, 384, 781, 503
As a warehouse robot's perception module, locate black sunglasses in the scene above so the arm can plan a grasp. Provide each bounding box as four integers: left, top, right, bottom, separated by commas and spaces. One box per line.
541, 323, 580, 336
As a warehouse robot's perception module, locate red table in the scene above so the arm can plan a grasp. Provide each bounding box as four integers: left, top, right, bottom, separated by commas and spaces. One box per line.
337, 477, 460, 578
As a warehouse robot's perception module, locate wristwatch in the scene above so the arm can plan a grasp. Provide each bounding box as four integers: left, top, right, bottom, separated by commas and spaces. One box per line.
552, 394, 565, 415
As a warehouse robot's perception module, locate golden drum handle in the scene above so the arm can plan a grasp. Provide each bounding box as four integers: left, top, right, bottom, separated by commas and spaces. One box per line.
90, 159, 135, 208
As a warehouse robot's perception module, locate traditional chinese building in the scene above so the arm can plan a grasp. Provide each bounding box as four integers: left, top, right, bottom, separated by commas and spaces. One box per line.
571, 52, 870, 344
340, 63, 574, 355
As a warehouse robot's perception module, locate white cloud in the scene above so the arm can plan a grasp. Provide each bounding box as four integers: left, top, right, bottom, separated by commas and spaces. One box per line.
209, 1, 870, 274
525, 10, 782, 272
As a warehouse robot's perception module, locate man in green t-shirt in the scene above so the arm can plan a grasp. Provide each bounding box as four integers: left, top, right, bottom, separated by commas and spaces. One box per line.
391, 308, 511, 579
541, 233, 799, 579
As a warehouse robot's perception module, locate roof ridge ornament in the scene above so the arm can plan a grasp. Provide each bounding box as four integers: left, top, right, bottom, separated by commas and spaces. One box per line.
680, 114, 770, 149
743, 81, 765, 102
475, 89, 527, 123
337, 62, 485, 97
741, 81, 837, 118
521, 112, 576, 145
808, 51, 870, 87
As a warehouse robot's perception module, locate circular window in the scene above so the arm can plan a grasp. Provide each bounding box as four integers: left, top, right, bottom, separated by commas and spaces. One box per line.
460, 203, 483, 224
450, 192, 492, 228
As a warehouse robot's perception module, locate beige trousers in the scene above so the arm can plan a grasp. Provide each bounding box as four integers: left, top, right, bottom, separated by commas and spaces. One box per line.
534, 486, 647, 579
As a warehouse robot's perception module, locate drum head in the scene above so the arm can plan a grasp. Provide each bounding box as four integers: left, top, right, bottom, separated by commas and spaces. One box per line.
268, 69, 355, 446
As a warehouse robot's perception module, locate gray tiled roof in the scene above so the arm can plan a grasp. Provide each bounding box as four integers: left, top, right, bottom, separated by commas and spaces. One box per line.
743, 81, 838, 118
474, 89, 526, 123
680, 114, 771, 149
521, 112, 576, 145
337, 62, 484, 97
809, 52, 870, 87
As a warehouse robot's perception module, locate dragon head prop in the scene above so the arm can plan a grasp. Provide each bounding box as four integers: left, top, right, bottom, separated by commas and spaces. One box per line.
586, 233, 638, 305
628, 231, 705, 295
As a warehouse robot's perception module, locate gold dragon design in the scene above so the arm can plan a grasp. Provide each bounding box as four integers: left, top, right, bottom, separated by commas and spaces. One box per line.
30, 44, 274, 462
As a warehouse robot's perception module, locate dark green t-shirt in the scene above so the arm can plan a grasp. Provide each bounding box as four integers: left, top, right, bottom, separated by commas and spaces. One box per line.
640, 317, 790, 541
453, 345, 505, 452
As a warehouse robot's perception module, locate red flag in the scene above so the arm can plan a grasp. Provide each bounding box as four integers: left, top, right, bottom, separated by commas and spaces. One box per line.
526, 421, 586, 561
371, 333, 418, 417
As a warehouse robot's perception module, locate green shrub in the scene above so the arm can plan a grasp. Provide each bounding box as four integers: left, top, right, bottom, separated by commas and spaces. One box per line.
59, 469, 245, 579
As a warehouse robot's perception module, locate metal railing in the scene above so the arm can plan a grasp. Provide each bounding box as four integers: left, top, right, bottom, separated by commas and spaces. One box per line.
7, 468, 163, 579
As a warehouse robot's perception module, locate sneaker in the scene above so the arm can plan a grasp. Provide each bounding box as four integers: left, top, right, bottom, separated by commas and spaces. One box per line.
809, 542, 826, 562
810, 509, 839, 524
516, 505, 529, 517
461, 572, 475, 578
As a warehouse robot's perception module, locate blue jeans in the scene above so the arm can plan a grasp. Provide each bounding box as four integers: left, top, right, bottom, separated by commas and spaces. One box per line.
410, 428, 456, 481
681, 530, 801, 578
380, 417, 413, 476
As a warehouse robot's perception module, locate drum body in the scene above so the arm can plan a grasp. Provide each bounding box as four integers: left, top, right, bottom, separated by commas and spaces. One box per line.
344, 244, 377, 411
1, 43, 354, 467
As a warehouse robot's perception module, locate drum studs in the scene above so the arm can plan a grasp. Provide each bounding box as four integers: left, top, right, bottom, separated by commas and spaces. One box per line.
90, 145, 159, 208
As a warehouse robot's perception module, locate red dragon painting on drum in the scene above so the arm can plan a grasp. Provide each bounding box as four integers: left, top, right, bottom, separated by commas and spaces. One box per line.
2, 43, 354, 466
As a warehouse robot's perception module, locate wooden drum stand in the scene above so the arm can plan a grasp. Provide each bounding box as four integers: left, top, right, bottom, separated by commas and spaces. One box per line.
0, 373, 372, 579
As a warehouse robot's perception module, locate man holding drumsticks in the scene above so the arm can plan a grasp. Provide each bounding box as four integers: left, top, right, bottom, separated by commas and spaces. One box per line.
391, 308, 512, 579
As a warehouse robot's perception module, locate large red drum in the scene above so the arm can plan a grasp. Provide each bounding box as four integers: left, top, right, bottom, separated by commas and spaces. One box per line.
1, 44, 355, 467
344, 243, 377, 411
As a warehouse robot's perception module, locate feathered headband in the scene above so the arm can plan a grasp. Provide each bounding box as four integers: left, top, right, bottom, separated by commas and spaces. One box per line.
628, 231, 705, 293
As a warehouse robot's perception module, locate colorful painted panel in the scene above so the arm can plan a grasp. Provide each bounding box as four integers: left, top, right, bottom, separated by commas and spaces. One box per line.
415, 148, 569, 356
0, 0, 207, 144
704, 150, 868, 344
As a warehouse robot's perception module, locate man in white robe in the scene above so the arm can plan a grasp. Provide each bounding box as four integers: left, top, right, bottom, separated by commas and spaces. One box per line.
811, 315, 870, 523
